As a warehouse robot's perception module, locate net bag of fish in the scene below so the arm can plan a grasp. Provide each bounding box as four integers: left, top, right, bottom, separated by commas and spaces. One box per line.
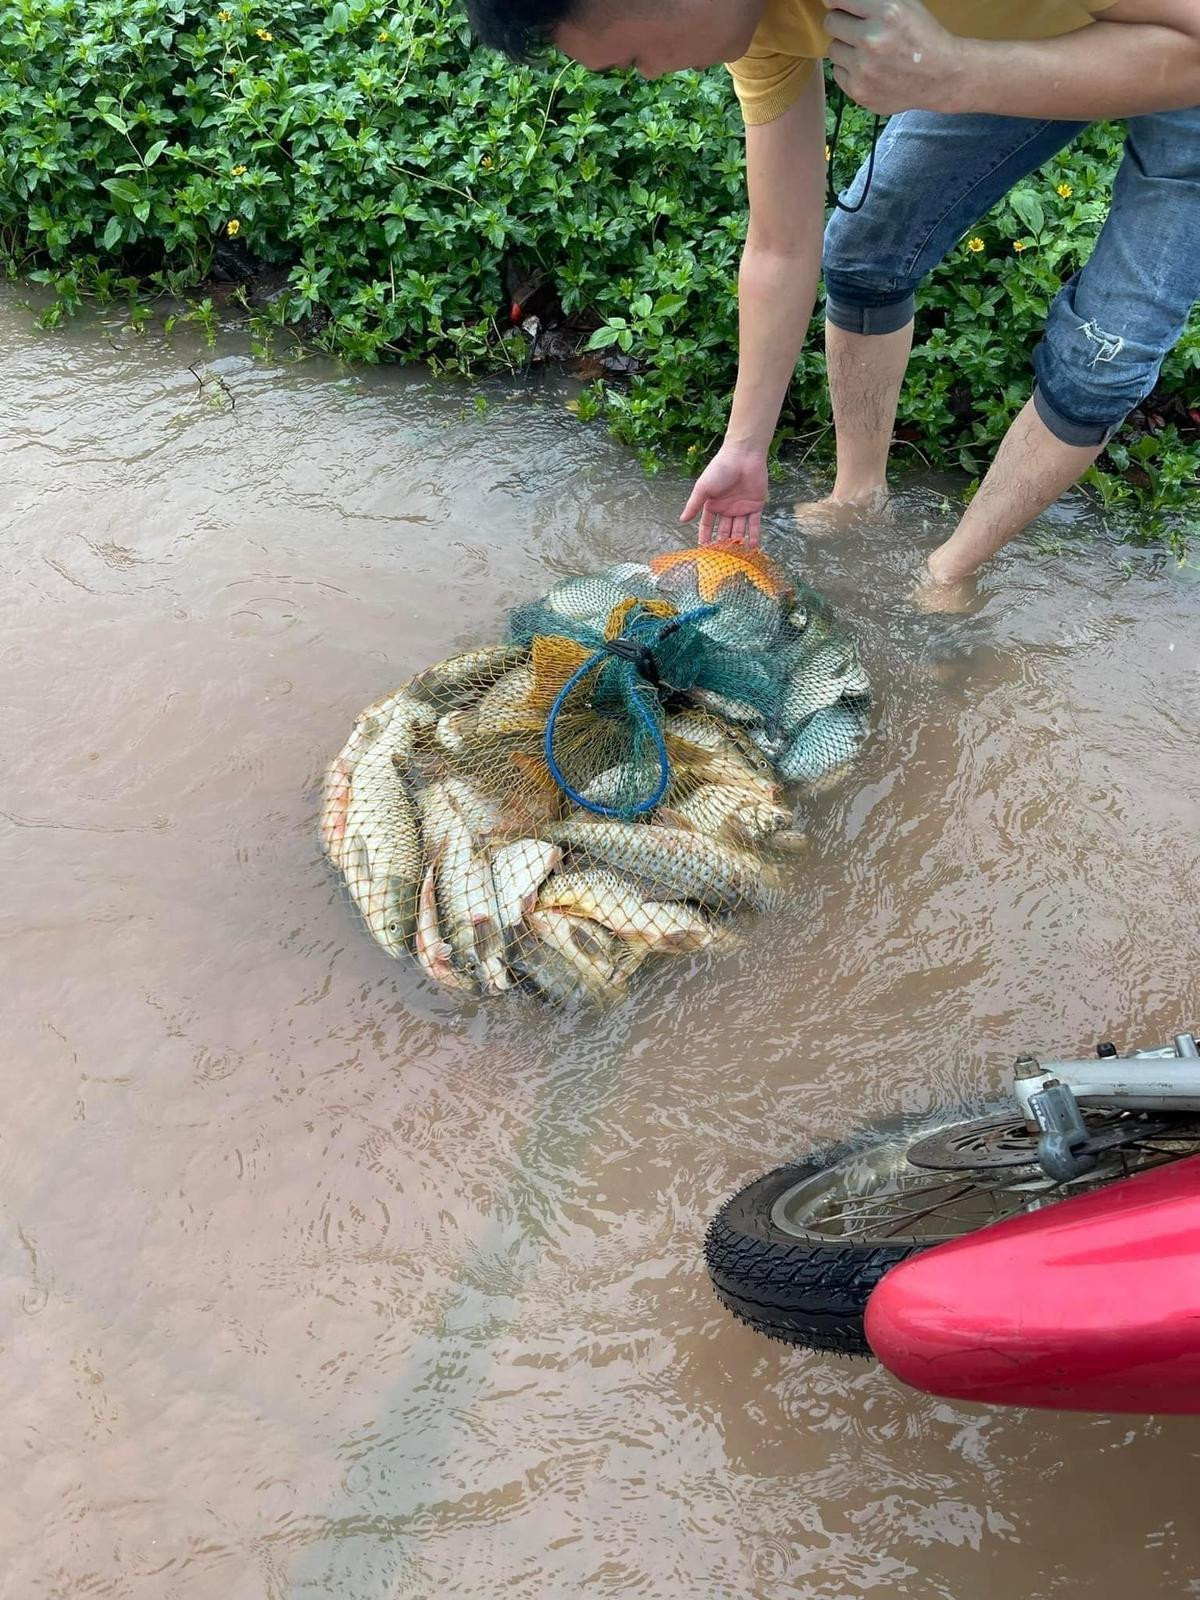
321, 546, 870, 1005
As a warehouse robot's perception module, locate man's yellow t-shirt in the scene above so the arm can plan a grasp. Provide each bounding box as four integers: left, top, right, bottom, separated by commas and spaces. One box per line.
727, 0, 1119, 125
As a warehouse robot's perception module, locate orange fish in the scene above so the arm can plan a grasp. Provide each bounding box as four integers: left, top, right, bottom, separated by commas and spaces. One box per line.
649, 545, 792, 604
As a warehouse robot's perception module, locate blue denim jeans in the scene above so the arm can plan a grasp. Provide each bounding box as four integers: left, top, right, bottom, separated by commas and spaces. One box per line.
823, 108, 1200, 446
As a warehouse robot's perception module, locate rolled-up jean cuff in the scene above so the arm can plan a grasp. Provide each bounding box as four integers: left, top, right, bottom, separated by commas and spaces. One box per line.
824, 291, 916, 336
1032, 385, 1116, 448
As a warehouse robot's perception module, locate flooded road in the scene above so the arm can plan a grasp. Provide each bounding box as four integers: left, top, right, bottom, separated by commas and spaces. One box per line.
3, 286, 1199, 1599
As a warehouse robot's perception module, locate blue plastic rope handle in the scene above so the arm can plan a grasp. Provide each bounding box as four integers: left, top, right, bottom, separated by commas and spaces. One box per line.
543, 602, 717, 818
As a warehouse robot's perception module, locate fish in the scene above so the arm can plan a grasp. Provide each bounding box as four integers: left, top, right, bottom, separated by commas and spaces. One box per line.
475, 663, 536, 728
581, 762, 662, 810
414, 860, 478, 993
689, 687, 766, 727
343, 688, 437, 761
340, 739, 424, 956
544, 576, 628, 630
514, 908, 628, 1005
779, 642, 866, 731
749, 726, 787, 762
433, 708, 477, 754
693, 579, 783, 651
417, 780, 508, 989
662, 782, 791, 844
491, 838, 563, 931
777, 704, 866, 783
768, 828, 809, 853
538, 867, 719, 952
408, 645, 529, 711
602, 562, 659, 598
664, 710, 774, 774
320, 756, 353, 868
547, 817, 772, 912
664, 721, 780, 801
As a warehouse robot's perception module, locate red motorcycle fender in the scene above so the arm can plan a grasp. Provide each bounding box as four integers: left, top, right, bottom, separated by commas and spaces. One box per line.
864, 1153, 1200, 1414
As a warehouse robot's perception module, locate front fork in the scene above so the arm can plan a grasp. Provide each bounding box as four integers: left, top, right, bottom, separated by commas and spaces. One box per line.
1012, 1034, 1200, 1183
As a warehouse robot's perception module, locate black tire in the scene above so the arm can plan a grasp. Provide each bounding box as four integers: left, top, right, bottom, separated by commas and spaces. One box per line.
704, 1160, 928, 1357
706, 1108, 1200, 1355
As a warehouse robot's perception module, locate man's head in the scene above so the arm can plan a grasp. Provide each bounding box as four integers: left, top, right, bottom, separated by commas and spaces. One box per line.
466, 0, 762, 79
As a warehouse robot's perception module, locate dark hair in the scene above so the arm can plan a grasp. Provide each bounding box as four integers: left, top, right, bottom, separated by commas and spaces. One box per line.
464, 0, 581, 59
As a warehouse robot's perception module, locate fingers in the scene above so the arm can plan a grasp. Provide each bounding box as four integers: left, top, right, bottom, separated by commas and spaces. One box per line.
746, 509, 762, 549
697, 505, 716, 546
679, 484, 704, 524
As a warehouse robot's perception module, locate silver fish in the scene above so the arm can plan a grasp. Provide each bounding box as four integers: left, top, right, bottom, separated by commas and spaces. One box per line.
581, 763, 661, 810
320, 755, 353, 869
475, 663, 536, 728
516, 908, 627, 1004
779, 642, 861, 731
778, 704, 866, 783
664, 782, 790, 843
544, 576, 628, 629
694, 581, 782, 651
689, 687, 766, 727
341, 738, 424, 955
433, 708, 477, 754
408, 645, 529, 711
602, 562, 659, 598
343, 688, 436, 761
418, 780, 507, 990
491, 838, 563, 931
548, 817, 770, 912
414, 860, 477, 993
538, 867, 718, 952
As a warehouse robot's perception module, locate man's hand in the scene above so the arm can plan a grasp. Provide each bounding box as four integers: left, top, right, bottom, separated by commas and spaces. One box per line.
823, 0, 965, 113
680, 443, 769, 547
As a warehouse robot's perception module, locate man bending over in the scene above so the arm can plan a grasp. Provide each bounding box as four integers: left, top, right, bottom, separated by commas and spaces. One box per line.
467, 0, 1200, 591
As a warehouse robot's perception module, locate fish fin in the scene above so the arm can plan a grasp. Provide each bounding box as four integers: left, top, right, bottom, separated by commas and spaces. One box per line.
654, 807, 696, 832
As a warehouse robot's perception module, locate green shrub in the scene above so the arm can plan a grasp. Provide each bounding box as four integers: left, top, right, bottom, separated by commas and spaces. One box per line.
1, 0, 1195, 547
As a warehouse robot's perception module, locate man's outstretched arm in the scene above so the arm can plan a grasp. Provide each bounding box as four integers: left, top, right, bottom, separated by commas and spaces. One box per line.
682, 67, 827, 546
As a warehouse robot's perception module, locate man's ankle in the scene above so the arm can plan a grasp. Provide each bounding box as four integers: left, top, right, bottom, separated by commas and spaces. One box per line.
827, 480, 889, 510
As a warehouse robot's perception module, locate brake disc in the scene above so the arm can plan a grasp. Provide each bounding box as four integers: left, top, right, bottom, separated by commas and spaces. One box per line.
905, 1110, 1197, 1171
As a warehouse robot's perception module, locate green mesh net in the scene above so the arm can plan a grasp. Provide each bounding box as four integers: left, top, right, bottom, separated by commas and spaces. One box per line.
321, 546, 870, 1005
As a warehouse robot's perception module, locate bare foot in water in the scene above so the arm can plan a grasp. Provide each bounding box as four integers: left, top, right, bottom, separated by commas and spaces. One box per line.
792, 486, 891, 535
911, 558, 979, 615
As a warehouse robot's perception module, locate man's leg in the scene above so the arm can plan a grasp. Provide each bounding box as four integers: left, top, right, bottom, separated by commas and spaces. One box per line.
823, 320, 913, 507
798, 111, 1087, 519
927, 103, 1200, 587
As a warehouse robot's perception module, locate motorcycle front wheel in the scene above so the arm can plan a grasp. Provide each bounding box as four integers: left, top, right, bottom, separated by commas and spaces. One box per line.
704, 1109, 1200, 1356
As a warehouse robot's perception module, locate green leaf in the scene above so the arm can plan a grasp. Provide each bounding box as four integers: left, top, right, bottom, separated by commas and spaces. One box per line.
102, 216, 123, 251
100, 111, 128, 134
1009, 189, 1044, 238
103, 178, 142, 205
143, 140, 168, 167
330, 1, 350, 30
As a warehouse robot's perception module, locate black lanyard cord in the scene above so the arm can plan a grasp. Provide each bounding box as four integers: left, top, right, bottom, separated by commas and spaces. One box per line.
826, 73, 883, 214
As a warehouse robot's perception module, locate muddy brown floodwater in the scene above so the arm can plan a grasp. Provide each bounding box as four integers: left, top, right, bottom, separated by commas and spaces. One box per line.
2, 284, 1199, 1600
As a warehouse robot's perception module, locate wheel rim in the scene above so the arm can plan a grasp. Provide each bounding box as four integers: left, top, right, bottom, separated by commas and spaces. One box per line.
769, 1117, 1200, 1244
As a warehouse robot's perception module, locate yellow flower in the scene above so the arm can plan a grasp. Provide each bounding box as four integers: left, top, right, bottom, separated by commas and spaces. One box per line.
1057, 182, 1073, 199
1013, 240, 1027, 253
226, 218, 241, 237
218, 8, 231, 19
966, 236, 984, 253
824, 143, 831, 162
481, 154, 493, 169
255, 26, 272, 40
377, 28, 389, 41
231, 163, 247, 176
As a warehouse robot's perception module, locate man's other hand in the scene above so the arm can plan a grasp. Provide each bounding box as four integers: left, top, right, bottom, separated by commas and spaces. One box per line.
823, 0, 964, 113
